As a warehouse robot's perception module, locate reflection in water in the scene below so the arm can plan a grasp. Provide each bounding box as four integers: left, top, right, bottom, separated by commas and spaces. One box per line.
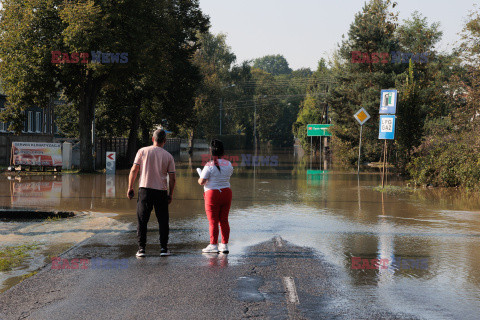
9, 175, 62, 207
1, 148, 480, 318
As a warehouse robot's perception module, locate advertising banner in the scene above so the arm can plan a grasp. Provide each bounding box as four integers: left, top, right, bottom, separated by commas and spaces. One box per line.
12, 142, 62, 167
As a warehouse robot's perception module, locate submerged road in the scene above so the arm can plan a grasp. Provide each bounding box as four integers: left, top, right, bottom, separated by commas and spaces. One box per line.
1, 166, 480, 319
0, 231, 419, 320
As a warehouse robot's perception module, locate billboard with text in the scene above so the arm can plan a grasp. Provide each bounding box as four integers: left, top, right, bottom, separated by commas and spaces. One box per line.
12, 142, 62, 167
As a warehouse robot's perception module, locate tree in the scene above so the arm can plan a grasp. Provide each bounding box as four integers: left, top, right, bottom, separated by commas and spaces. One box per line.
253, 54, 292, 76
395, 11, 445, 170
407, 6, 480, 188
328, 0, 401, 166
0, 0, 208, 170
293, 59, 332, 152
187, 32, 237, 147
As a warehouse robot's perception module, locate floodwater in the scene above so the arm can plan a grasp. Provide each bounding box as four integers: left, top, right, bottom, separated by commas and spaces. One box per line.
1, 148, 480, 318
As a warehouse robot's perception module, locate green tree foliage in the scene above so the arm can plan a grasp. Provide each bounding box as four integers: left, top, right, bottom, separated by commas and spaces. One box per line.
0, 0, 208, 170
189, 32, 238, 144
328, 0, 401, 166
0, 0, 63, 132
394, 12, 445, 170
395, 61, 423, 169
253, 54, 292, 76
408, 6, 480, 188
293, 59, 332, 152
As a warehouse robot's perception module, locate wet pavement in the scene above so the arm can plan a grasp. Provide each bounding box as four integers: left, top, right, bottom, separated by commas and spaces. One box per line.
0, 149, 480, 319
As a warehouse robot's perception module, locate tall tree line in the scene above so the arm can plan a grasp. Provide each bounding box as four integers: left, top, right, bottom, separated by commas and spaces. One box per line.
0, 0, 208, 171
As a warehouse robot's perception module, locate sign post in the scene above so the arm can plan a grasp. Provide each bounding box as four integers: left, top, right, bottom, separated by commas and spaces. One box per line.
353, 108, 371, 173
106, 151, 116, 175
378, 115, 396, 187
307, 124, 332, 167
379, 89, 398, 188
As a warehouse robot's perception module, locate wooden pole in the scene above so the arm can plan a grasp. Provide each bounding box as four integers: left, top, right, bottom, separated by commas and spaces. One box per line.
386, 140, 389, 186
381, 139, 387, 188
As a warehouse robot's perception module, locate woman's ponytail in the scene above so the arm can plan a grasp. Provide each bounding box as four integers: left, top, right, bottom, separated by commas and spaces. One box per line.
210, 139, 224, 172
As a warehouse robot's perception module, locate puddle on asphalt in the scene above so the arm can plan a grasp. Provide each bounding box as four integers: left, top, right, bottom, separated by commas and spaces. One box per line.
0, 211, 131, 293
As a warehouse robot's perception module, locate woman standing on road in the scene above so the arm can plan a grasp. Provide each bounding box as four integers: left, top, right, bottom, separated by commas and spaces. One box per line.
198, 139, 233, 254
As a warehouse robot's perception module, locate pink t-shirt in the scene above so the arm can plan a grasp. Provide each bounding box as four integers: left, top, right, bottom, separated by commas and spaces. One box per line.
134, 146, 175, 191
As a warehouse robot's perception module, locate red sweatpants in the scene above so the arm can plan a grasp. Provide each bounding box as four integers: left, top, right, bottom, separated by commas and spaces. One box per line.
204, 188, 232, 244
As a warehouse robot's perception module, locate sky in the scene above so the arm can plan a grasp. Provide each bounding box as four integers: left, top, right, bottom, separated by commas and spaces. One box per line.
199, 0, 478, 70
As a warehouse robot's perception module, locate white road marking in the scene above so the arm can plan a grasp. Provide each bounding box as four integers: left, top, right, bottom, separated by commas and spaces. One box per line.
283, 276, 300, 304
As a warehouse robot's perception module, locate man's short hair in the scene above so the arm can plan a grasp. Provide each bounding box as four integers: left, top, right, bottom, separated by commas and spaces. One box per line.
153, 129, 166, 143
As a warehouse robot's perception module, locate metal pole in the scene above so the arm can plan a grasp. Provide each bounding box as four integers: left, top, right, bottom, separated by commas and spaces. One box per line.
319, 136, 322, 167
310, 136, 313, 169
219, 98, 222, 135
311, 136, 313, 157
357, 125, 363, 174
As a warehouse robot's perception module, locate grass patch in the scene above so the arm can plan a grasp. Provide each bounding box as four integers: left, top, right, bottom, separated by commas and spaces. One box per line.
0, 243, 39, 272
20, 271, 38, 280
44, 215, 62, 222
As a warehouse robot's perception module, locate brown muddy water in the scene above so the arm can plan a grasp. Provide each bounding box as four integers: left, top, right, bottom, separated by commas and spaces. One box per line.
1, 149, 479, 318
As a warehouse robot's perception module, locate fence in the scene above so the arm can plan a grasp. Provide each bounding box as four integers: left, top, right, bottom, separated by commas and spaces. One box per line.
95, 137, 181, 169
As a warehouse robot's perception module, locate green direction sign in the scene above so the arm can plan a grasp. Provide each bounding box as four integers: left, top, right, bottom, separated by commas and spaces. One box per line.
307, 124, 332, 137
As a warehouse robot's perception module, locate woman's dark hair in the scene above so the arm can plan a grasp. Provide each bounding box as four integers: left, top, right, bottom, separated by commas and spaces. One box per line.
210, 139, 224, 171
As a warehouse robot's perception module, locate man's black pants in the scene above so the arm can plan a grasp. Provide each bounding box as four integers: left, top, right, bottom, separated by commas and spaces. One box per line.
137, 188, 169, 249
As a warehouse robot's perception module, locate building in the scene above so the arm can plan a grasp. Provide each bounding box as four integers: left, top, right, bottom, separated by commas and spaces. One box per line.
0, 92, 57, 165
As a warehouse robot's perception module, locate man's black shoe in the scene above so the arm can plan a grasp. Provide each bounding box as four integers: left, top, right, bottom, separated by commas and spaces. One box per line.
160, 248, 170, 256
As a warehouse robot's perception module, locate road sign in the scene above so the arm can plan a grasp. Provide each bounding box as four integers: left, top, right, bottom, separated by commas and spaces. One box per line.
378, 115, 396, 139
106, 151, 116, 174
307, 124, 332, 137
354, 108, 371, 125
379, 89, 397, 114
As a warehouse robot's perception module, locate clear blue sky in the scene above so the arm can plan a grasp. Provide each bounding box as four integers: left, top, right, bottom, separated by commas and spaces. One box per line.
199, 0, 477, 70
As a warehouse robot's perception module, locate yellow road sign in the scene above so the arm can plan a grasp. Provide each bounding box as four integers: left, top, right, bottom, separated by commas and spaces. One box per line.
354, 108, 371, 125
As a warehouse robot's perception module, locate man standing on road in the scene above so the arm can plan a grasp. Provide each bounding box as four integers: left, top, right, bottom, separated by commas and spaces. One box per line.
127, 129, 176, 257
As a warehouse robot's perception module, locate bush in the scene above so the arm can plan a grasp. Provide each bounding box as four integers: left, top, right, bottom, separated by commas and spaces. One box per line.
408, 132, 480, 189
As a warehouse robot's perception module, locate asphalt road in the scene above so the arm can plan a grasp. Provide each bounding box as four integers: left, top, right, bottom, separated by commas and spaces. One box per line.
0, 231, 420, 320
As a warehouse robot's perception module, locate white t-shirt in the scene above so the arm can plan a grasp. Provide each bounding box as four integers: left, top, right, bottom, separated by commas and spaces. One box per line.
200, 159, 233, 191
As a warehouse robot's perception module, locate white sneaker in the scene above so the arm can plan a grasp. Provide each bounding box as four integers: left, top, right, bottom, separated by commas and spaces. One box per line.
218, 243, 229, 254
202, 244, 219, 253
